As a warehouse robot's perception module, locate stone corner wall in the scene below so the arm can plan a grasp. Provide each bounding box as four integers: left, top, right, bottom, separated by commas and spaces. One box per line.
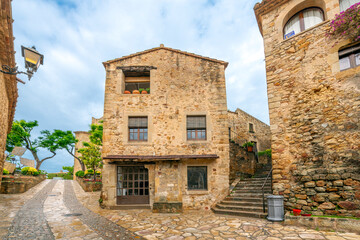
257, 0, 360, 217
0, 0, 18, 189
73, 131, 91, 177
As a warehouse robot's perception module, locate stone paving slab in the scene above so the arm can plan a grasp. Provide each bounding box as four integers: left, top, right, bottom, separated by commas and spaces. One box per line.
3, 180, 57, 240
72, 180, 360, 240
44, 180, 103, 240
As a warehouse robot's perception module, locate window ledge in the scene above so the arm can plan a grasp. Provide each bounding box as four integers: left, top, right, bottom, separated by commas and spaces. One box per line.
125, 142, 151, 146
282, 20, 330, 43
186, 190, 209, 195
186, 140, 210, 144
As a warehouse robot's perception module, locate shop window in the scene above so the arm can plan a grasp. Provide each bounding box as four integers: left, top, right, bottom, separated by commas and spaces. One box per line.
187, 116, 206, 140
339, 43, 360, 71
187, 166, 207, 190
128, 117, 148, 141
284, 8, 324, 39
340, 0, 358, 11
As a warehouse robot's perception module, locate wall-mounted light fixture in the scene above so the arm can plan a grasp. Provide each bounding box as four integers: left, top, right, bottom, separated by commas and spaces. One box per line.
0, 46, 44, 84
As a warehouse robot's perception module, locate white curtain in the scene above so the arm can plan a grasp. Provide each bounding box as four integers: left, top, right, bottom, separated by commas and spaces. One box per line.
284, 14, 301, 37
339, 57, 351, 71
340, 0, 359, 12
303, 9, 324, 30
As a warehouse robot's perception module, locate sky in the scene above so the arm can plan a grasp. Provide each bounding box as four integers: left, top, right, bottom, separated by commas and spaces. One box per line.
11, 0, 268, 173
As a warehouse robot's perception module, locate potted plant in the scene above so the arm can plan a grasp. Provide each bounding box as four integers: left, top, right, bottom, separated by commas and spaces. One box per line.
124, 90, 131, 94
242, 142, 254, 152
293, 209, 301, 216
132, 90, 140, 94
146, 88, 150, 94
139, 88, 148, 94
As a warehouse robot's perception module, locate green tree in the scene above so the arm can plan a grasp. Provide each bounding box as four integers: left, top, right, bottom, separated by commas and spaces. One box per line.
62, 165, 74, 175
78, 143, 102, 175
51, 130, 86, 171
89, 123, 103, 146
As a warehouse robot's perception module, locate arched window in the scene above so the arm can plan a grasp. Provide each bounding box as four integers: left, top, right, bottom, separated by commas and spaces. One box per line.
340, 0, 358, 12
284, 8, 324, 39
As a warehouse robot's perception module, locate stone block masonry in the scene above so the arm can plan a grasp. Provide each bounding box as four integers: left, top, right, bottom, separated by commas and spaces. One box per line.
0, 0, 18, 188
254, 0, 360, 217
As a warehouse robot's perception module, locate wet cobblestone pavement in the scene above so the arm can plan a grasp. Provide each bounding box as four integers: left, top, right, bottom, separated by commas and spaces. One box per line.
1, 180, 360, 240
3, 180, 57, 240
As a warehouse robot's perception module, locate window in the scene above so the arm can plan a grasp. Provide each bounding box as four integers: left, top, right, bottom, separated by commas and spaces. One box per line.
284, 8, 324, 39
128, 117, 148, 141
187, 116, 206, 140
249, 123, 254, 133
340, 0, 358, 12
187, 166, 207, 190
339, 44, 360, 71
125, 76, 150, 94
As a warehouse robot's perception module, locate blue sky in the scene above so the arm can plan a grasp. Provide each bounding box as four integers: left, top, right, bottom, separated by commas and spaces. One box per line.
12, 0, 267, 173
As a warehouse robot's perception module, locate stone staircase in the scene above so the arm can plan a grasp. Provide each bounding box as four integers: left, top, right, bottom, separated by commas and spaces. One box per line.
212, 165, 272, 218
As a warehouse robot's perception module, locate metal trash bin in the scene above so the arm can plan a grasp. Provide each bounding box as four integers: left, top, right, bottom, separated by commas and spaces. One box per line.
267, 195, 284, 221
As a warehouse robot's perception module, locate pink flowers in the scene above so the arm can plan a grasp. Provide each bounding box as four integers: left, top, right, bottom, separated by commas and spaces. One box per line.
327, 2, 360, 42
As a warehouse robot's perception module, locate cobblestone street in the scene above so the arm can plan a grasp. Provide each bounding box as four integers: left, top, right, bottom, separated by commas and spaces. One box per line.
1, 180, 360, 239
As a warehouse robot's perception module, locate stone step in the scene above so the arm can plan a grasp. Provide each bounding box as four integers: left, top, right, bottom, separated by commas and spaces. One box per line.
216, 203, 265, 212
212, 207, 267, 218
220, 200, 267, 207
230, 193, 271, 197
241, 178, 267, 181
225, 196, 266, 202
232, 189, 271, 193
236, 182, 271, 186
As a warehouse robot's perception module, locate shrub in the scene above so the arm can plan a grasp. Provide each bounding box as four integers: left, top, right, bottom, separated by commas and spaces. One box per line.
242, 142, 254, 148
259, 149, 272, 158
85, 169, 94, 176
95, 170, 101, 175
39, 170, 47, 175
75, 170, 85, 178
3, 168, 9, 175
21, 167, 39, 176
326, 2, 360, 42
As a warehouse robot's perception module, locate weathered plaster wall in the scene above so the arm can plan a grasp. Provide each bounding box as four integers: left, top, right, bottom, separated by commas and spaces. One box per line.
228, 109, 271, 151
255, 0, 360, 216
0, 0, 18, 187
101, 47, 229, 210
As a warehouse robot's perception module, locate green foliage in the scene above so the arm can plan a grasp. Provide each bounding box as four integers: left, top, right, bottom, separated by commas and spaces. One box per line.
62, 166, 74, 175
79, 143, 102, 173
47, 173, 73, 180
98, 198, 103, 204
21, 167, 39, 176
258, 149, 272, 158
242, 142, 254, 148
85, 169, 94, 175
146, 88, 150, 93
88, 124, 103, 146
6, 120, 76, 170
3, 168, 9, 175
326, 2, 360, 42
75, 170, 85, 178
39, 170, 47, 175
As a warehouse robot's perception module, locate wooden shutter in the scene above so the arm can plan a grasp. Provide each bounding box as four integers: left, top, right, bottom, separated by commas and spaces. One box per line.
187, 116, 206, 129
129, 117, 148, 128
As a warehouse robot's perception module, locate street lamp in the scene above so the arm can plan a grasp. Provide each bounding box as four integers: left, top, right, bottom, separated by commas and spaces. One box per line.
0, 45, 44, 83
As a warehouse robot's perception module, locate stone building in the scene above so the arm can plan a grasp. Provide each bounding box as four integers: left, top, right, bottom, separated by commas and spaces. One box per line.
100, 45, 229, 212
0, 0, 18, 187
228, 108, 271, 152
254, 0, 360, 216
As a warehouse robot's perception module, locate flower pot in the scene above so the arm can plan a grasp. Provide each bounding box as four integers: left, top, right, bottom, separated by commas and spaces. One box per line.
141, 90, 148, 94
293, 209, 301, 216
124, 90, 131, 94
132, 90, 140, 94
247, 146, 253, 152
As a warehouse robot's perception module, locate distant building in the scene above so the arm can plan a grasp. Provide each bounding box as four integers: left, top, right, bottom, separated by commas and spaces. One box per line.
0, 0, 18, 187
254, 0, 360, 216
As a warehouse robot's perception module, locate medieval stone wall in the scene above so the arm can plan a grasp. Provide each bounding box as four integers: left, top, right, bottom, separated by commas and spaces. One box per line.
255, 0, 360, 216
0, 0, 18, 187
73, 131, 90, 176
228, 109, 271, 152
101, 47, 229, 210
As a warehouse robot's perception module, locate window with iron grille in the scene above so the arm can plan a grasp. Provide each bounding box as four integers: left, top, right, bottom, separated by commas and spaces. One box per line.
187, 166, 207, 190
128, 117, 148, 141
187, 116, 206, 140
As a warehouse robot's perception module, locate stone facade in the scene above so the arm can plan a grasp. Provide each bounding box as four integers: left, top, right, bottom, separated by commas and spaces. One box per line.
255, 0, 360, 216
101, 45, 229, 211
228, 108, 271, 152
0, 0, 18, 188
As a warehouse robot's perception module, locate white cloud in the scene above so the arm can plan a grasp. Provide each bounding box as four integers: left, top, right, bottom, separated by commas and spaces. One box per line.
12, 0, 268, 172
